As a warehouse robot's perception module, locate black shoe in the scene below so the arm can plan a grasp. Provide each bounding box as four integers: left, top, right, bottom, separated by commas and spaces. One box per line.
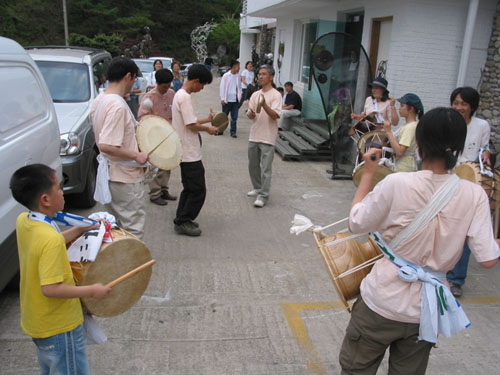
450, 284, 463, 298
174, 222, 201, 236
150, 197, 168, 206
189, 220, 199, 228
161, 190, 177, 201
231, 134, 237, 138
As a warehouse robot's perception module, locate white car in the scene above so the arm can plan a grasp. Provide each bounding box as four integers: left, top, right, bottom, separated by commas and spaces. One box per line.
0, 37, 62, 291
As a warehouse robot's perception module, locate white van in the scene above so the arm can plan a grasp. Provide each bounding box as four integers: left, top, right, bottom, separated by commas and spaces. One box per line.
0, 37, 62, 291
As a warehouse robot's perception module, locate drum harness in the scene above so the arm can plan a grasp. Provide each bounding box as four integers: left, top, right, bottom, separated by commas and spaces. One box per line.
370, 174, 470, 344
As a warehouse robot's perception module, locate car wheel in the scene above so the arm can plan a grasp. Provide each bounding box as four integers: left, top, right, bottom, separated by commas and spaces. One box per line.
70, 149, 97, 208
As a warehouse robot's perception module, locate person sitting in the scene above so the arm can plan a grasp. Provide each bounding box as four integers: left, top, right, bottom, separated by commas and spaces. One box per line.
278, 81, 302, 131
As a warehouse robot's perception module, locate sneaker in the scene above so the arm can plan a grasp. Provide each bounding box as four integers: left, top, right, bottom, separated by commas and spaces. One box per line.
247, 189, 259, 197
254, 198, 265, 207
174, 222, 201, 236
450, 284, 463, 298
231, 134, 237, 138
150, 197, 168, 206
161, 190, 177, 201
189, 220, 199, 228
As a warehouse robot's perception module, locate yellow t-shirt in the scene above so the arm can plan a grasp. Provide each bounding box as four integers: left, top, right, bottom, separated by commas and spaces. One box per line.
395, 121, 418, 172
16, 213, 83, 338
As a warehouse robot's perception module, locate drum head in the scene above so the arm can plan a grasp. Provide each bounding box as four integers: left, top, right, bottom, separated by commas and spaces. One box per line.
80, 232, 152, 317
352, 164, 393, 190
212, 112, 229, 133
357, 130, 387, 153
136, 115, 182, 170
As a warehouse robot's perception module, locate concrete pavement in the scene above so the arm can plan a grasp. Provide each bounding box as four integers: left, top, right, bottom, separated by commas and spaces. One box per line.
1, 77, 500, 374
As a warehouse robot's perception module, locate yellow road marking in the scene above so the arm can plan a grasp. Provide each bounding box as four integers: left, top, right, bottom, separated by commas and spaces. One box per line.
281, 297, 500, 374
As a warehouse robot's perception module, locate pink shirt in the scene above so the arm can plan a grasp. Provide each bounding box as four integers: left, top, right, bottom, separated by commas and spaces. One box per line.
90, 93, 144, 183
172, 89, 200, 162
364, 96, 392, 123
248, 88, 282, 146
137, 87, 175, 122
350, 171, 500, 323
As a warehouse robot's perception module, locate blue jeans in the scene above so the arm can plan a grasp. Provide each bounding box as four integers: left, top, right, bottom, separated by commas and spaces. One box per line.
447, 242, 471, 286
33, 325, 89, 375
222, 101, 239, 135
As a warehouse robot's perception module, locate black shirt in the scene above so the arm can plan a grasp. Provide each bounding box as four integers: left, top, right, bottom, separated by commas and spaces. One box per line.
284, 91, 302, 111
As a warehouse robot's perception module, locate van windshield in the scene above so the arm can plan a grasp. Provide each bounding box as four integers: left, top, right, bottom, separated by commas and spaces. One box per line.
36, 61, 90, 103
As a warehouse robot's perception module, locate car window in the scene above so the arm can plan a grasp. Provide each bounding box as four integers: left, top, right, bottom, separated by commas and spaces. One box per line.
0, 66, 47, 133
93, 59, 109, 93
134, 60, 155, 73
36, 61, 90, 103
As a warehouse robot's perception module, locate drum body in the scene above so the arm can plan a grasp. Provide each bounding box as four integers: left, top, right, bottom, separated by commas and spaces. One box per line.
454, 162, 500, 209
71, 228, 152, 317
314, 232, 381, 310
348, 120, 380, 138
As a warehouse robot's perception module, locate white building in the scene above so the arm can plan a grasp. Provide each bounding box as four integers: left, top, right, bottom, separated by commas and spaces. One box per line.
240, 0, 497, 120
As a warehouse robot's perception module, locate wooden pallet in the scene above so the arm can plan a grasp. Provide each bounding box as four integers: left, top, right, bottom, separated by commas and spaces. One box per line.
278, 131, 317, 155
293, 126, 329, 149
275, 137, 302, 161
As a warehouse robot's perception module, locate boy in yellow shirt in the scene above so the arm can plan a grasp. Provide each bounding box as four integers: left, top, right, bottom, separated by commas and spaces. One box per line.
10, 164, 111, 375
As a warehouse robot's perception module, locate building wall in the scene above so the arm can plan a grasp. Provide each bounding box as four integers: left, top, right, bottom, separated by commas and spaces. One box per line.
245, 0, 497, 120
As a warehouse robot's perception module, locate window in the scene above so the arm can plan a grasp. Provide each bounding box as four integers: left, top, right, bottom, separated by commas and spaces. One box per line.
36, 61, 90, 103
299, 22, 318, 84
0, 66, 47, 133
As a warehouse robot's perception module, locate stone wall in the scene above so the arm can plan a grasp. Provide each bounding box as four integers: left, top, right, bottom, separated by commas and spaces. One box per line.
478, 0, 500, 152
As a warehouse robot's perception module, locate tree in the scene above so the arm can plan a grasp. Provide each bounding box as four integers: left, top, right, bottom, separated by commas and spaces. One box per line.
207, 15, 240, 64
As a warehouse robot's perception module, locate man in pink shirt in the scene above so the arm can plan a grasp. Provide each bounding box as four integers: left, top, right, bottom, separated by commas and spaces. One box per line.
246, 65, 282, 208
137, 69, 177, 206
90, 57, 148, 240
339, 108, 500, 374
172, 64, 218, 236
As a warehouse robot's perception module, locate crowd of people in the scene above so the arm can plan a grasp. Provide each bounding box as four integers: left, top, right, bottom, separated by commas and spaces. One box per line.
7, 54, 500, 375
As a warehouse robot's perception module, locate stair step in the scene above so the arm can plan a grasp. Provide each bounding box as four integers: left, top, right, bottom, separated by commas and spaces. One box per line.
293, 126, 329, 148
275, 137, 302, 161
278, 131, 317, 154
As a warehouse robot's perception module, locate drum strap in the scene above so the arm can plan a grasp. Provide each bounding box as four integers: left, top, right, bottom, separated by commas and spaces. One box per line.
371, 174, 470, 344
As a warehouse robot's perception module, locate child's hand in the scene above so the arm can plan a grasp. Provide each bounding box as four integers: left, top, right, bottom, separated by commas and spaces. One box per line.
90, 283, 112, 299
383, 121, 392, 132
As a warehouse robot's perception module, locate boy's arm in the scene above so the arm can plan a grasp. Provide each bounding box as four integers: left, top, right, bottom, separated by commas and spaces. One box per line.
42, 282, 111, 300
61, 224, 100, 245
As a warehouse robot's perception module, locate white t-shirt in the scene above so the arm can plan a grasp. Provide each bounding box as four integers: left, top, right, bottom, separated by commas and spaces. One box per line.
172, 89, 200, 162
458, 117, 490, 163
227, 74, 239, 102
241, 69, 254, 89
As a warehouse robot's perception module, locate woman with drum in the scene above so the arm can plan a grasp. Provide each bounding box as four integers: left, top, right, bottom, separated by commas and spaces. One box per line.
350, 76, 399, 126
339, 107, 500, 374
447, 87, 492, 298
383, 93, 424, 172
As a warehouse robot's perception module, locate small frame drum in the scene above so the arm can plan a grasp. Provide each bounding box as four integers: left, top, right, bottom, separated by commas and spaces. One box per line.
212, 112, 229, 133
136, 115, 182, 171
71, 228, 153, 317
313, 231, 382, 311
352, 162, 393, 191
453, 161, 500, 210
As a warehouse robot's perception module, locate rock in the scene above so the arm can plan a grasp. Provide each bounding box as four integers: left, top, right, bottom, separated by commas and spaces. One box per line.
482, 109, 493, 119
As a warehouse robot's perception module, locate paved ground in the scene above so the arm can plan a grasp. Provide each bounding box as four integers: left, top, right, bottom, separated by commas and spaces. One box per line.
1, 77, 500, 374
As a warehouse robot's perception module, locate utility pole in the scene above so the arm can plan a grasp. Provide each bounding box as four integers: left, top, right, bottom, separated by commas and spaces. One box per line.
62, 0, 69, 46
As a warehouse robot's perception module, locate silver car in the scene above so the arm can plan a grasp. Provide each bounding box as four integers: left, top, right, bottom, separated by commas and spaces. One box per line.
28, 46, 112, 208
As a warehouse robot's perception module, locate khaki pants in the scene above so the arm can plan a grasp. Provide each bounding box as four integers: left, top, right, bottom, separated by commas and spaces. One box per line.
148, 169, 171, 199
339, 296, 433, 375
107, 181, 146, 240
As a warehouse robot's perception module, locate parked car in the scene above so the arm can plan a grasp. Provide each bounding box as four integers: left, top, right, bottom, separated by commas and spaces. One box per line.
0, 37, 62, 291
180, 63, 193, 77
27, 46, 112, 208
149, 56, 173, 70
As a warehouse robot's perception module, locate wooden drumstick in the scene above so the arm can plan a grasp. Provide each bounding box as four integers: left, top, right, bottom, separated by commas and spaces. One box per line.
106, 259, 156, 288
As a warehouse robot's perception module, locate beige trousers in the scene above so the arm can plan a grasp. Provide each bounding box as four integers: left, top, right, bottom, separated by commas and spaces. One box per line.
148, 169, 171, 199
107, 181, 146, 240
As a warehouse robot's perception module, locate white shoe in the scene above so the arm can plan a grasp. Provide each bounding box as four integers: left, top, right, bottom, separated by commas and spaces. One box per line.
254, 198, 265, 207
247, 189, 258, 197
